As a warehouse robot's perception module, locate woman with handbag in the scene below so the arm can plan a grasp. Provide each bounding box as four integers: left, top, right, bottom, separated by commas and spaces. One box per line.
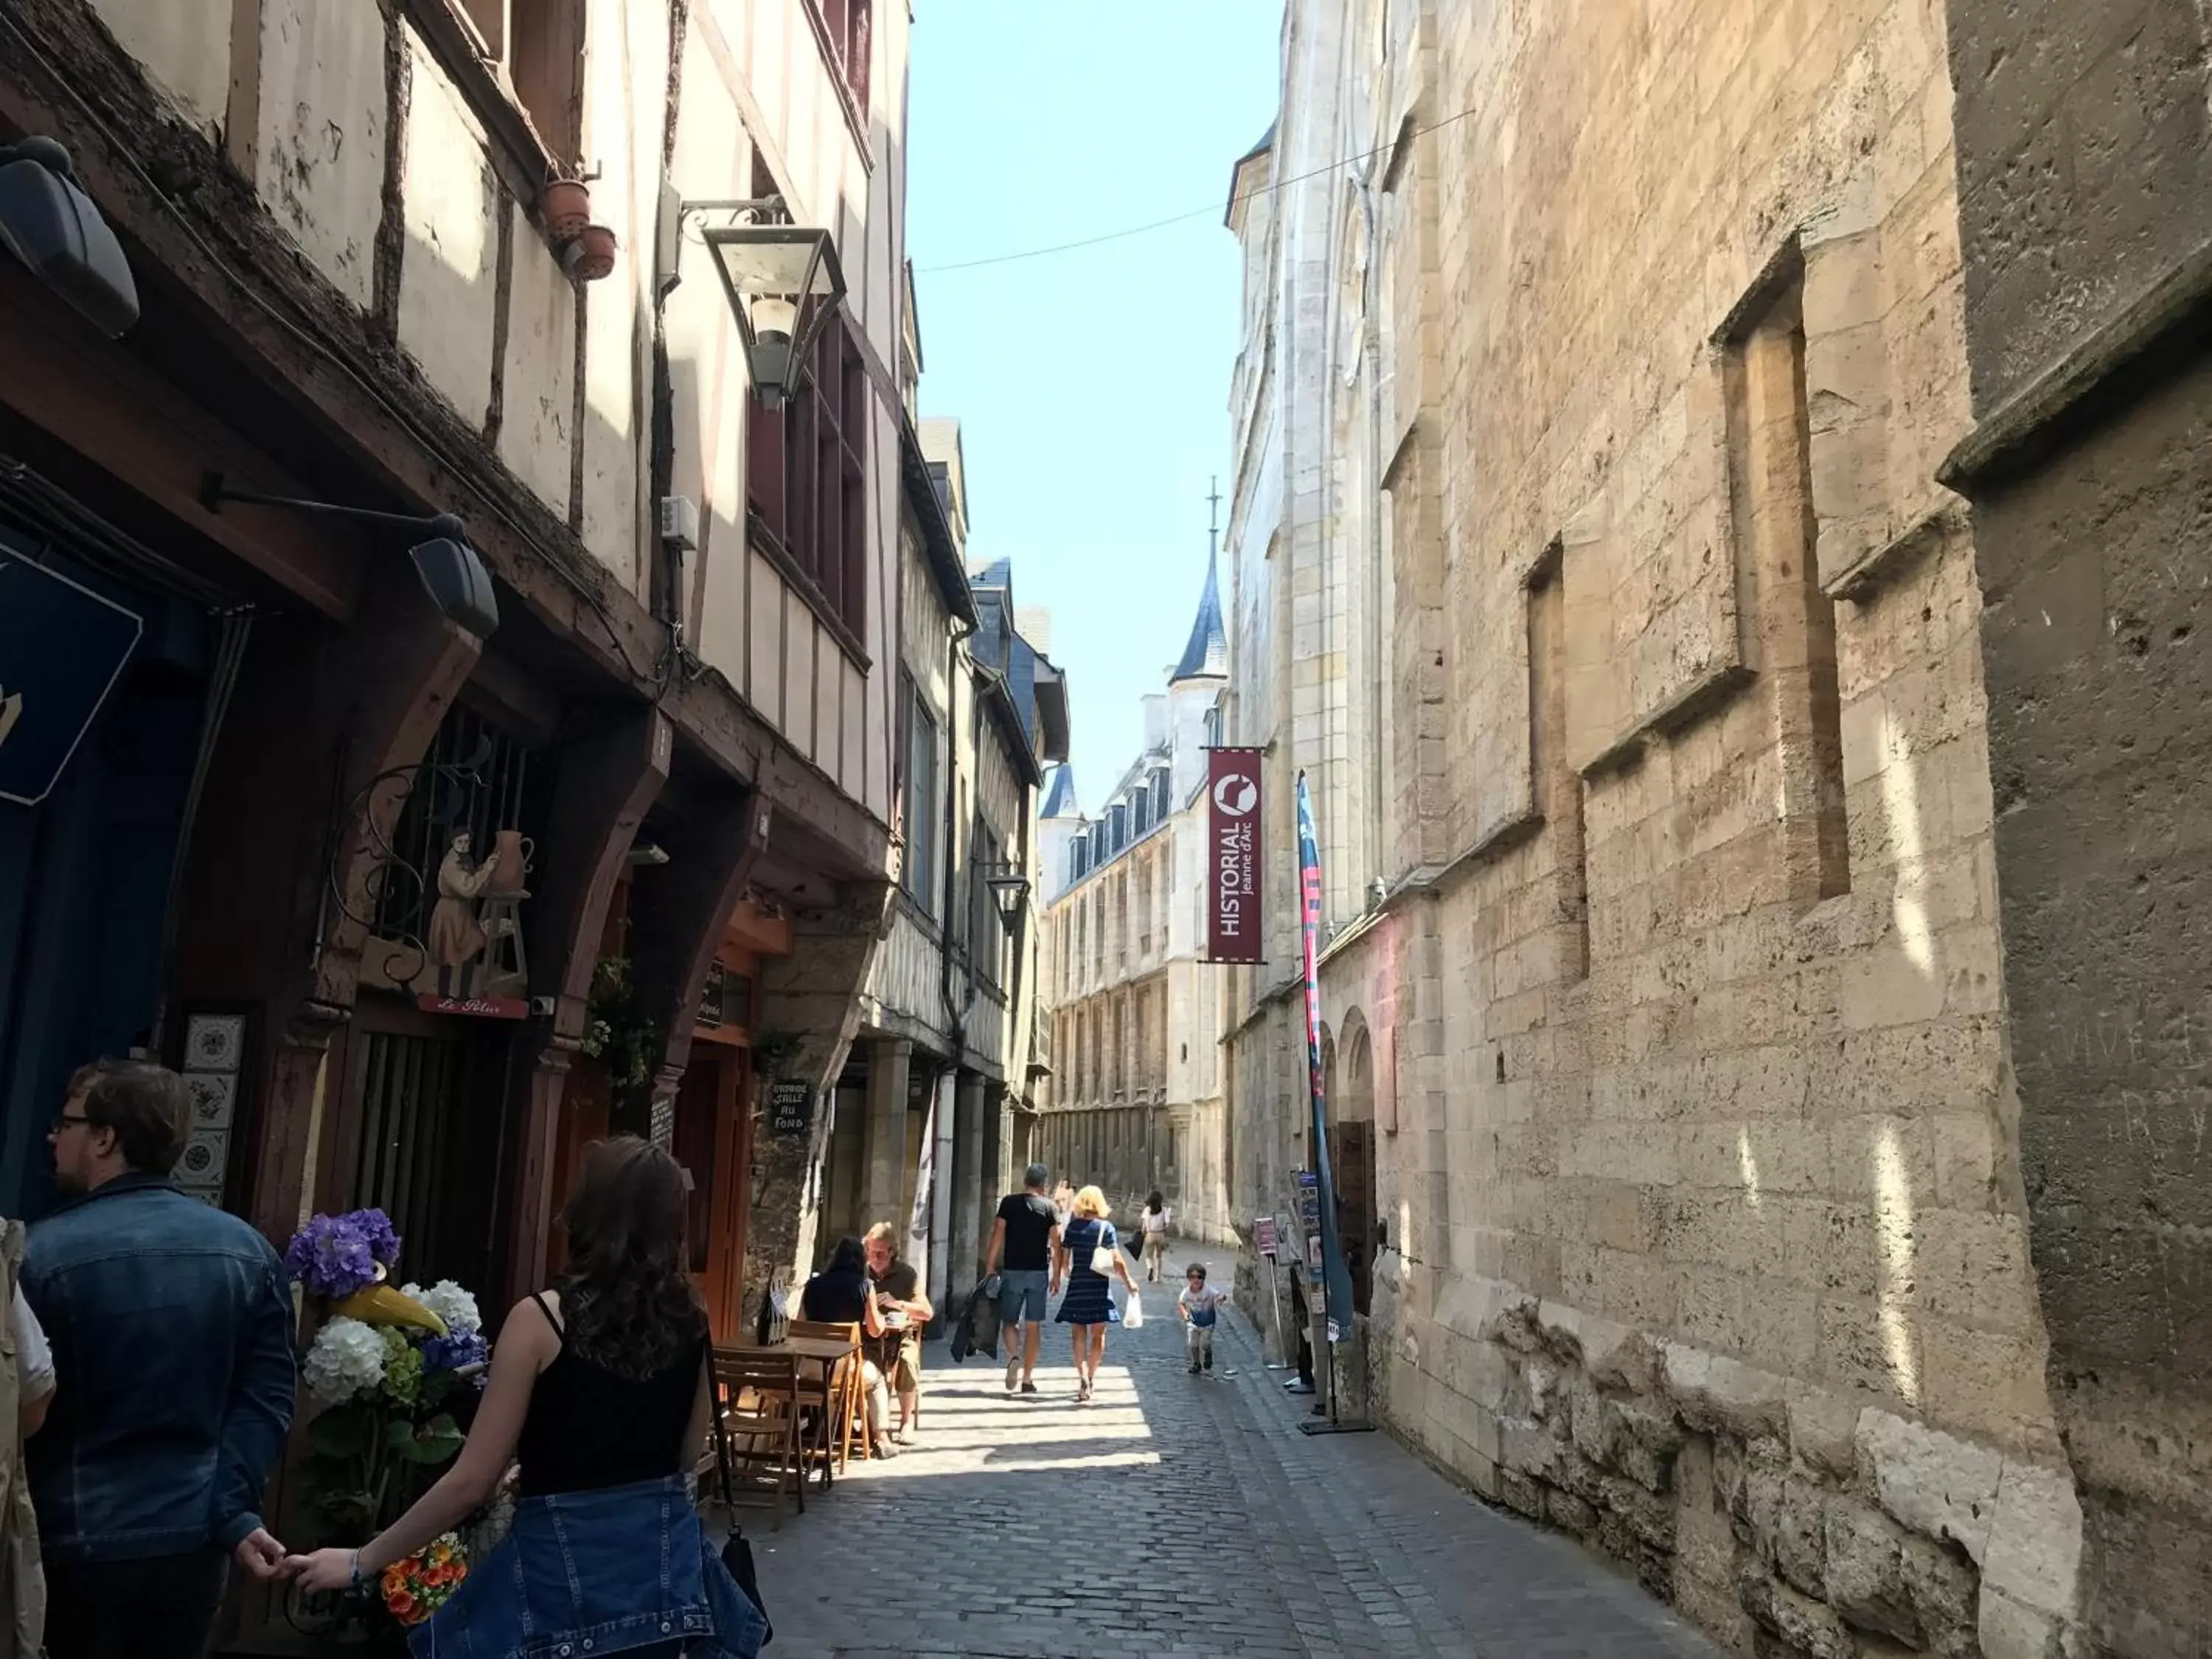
285, 1137, 766, 1658
1051, 1186, 1140, 1404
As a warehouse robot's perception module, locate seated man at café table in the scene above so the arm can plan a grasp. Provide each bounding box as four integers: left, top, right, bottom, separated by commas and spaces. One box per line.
798, 1237, 896, 1458
862, 1222, 932, 1445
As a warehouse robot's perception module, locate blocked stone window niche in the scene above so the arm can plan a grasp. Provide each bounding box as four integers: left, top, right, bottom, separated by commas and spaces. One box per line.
1717, 240, 1852, 905
1525, 540, 1590, 978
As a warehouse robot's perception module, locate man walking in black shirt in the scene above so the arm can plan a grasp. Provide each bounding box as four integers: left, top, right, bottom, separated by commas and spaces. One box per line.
982, 1163, 1060, 1395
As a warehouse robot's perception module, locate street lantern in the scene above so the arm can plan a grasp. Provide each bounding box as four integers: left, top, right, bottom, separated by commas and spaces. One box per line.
981, 864, 1030, 928
0, 136, 137, 337
701, 223, 846, 408
201, 476, 499, 639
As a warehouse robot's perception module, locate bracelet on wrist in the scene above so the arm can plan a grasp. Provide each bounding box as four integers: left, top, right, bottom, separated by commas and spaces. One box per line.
348, 1549, 364, 1590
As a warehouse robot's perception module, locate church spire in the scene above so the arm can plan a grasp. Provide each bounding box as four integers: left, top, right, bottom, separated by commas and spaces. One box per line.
1169, 479, 1228, 684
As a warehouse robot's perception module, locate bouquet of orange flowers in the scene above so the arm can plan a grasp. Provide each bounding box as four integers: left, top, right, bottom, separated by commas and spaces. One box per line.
379, 1533, 469, 1628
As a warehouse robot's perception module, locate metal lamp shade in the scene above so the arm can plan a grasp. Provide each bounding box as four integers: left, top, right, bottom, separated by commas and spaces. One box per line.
0, 147, 139, 338
702, 224, 846, 406
410, 538, 500, 639
989, 875, 1030, 924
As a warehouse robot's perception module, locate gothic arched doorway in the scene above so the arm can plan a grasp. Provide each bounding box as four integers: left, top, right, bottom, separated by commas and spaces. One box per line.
1336, 1019, 1377, 1316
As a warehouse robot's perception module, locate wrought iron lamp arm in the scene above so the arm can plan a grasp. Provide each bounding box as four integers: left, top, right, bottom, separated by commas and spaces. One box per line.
199, 473, 465, 540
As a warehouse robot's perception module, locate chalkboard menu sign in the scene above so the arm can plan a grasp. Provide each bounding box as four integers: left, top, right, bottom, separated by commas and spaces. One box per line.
768, 1079, 812, 1135
698, 964, 751, 1029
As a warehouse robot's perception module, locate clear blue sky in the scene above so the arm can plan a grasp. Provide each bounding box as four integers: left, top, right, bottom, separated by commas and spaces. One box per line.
908, 2, 1283, 817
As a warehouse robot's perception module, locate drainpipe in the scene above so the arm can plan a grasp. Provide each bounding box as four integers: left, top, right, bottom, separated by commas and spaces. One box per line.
938, 614, 977, 1046
935, 614, 981, 1299
959, 657, 989, 1208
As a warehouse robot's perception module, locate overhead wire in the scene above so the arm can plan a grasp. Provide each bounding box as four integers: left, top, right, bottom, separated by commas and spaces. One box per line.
915, 102, 1481, 274
0, 8, 678, 696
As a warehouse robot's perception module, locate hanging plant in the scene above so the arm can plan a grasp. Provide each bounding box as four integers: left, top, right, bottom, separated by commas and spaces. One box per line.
750, 1028, 802, 1079
578, 957, 663, 1105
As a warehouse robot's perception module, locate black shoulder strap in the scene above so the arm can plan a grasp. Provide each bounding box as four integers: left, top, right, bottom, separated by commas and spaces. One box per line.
530, 1291, 564, 1341
706, 1340, 734, 1511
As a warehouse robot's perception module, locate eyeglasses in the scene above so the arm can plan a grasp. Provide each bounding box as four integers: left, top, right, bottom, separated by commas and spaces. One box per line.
51, 1112, 92, 1133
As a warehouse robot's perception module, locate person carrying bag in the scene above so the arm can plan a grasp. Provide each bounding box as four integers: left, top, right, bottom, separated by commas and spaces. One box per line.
1052, 1187, 1139, 1404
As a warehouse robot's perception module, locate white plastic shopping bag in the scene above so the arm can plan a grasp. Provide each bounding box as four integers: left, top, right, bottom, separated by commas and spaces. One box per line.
1122, 1290, 1144, 1329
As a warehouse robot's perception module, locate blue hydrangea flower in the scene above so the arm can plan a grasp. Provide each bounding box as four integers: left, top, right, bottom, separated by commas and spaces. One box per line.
421, 1329, 490, 1375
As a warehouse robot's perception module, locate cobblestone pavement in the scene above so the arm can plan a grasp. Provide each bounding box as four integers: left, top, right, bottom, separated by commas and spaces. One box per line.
745, 1242, 1718, 1658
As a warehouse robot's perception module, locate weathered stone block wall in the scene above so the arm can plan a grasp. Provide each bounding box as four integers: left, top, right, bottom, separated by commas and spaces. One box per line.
1222, 0, 2093, 1655
1938, 4, 2212, 1652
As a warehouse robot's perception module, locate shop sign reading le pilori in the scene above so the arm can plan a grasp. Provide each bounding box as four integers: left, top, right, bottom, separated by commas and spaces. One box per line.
1206, 746, 1265, 964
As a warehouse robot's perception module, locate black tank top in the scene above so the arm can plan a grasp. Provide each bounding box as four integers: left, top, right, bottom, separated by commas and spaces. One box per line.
514, 1293, 707, 1498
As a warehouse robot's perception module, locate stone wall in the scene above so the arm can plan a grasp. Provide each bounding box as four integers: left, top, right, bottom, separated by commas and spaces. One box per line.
1941, 4, 2212, 1651
1224, 0, 2090, 1653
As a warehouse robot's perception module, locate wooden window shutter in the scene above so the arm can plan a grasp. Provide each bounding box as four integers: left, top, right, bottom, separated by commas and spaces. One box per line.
509, 0, 585, 164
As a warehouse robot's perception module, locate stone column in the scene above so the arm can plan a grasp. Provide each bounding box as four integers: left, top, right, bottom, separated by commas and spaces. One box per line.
985, 1082, 1011, 1212
858, 1037, 911, 1235
925, 1068, 956, 1311
952, 1071, 988, 1284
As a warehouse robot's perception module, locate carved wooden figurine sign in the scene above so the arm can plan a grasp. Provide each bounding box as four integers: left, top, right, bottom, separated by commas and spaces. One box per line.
418, 828, 532, 1018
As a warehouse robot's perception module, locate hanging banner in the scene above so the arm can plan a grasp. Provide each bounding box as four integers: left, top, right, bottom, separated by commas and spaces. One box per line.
1204, 746, 1265, 963
1296, 771, 1358, 1342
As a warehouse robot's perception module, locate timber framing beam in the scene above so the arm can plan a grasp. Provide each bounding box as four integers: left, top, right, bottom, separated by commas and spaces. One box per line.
0, 0, 888, 884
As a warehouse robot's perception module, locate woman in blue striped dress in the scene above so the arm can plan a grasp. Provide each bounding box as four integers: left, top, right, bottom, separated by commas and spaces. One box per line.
1052, 1185, 1140, 1403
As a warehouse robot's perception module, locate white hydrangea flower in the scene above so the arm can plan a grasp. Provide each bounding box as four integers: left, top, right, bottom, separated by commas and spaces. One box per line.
304, 1315, 388, 1403
403, 1279, 482, 1335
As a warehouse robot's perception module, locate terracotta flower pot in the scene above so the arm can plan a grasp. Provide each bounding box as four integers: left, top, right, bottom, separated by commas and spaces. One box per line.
565, 224, 617, 282
538, 180, 591, 244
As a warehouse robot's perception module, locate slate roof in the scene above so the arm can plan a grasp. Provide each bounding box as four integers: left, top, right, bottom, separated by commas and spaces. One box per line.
1040, 764, 1081, 819
1169, 546, 1228, 682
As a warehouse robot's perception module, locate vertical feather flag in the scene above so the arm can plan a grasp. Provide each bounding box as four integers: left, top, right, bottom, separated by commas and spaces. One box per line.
1296, 771, 1357, 1342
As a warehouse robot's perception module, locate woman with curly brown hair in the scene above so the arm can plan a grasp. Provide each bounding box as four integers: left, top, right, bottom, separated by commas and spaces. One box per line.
288, 1136, 765, 1657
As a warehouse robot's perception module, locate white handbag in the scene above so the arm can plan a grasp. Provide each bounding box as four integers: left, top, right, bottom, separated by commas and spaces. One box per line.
1088, 1224, 1118, 1274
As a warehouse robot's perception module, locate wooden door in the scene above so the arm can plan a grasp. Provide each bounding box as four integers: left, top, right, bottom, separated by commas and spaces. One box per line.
1332, 1121, 1375, 1317
691, 1052, 754, 1341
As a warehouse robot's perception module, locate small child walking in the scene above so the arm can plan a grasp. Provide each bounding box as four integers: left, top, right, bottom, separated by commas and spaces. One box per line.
1178, 1262, 1227, 1374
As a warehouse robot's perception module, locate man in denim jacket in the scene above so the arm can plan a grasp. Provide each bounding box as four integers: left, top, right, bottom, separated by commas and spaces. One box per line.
22, 1060, 296, 1657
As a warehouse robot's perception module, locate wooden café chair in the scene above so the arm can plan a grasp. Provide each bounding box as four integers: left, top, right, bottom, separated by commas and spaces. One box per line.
711, 1346, 805, 1520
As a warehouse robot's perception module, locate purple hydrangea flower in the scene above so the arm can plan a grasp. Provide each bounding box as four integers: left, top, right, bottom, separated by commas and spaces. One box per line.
352, 1208, 403, 1269
421, 1329, 490, 1375
284, 1208, 401, 1298
285, 1214, 377, 1298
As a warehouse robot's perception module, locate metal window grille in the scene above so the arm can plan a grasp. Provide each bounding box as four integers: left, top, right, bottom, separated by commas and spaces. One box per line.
372, 706, 532, 945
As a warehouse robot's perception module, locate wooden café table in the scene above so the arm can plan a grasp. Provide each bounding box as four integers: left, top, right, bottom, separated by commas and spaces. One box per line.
724, 1333, 861, 1488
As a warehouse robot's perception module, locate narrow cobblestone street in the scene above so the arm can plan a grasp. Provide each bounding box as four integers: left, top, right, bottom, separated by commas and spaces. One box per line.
751, 1245, 1718, 1658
